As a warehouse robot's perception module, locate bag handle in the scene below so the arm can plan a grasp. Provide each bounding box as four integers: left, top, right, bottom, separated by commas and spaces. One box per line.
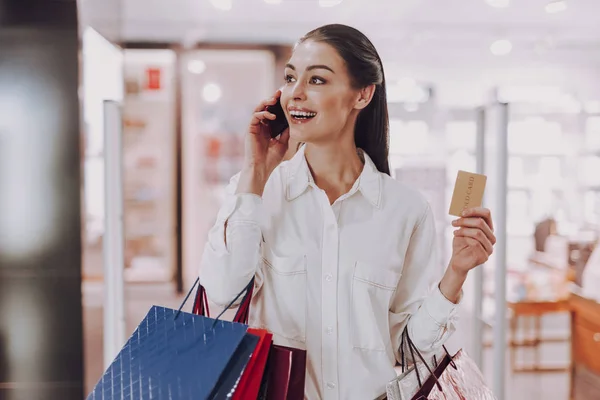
400, 328, 443, 393
212, 278, 255, 325
400, 327, 459, 397
174, 276, 255, 326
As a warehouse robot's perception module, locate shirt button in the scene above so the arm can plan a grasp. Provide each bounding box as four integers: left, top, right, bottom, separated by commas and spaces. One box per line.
325, 274, 333, 282
326, 327, 333, 335
327, 382, 336, 390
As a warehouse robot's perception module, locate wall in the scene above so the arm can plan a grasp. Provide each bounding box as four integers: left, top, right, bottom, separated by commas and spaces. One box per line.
0, 1, 84, 399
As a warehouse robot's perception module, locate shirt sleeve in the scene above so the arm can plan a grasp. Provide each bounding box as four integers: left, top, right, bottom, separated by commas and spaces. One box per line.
198, 172, 265, 307
388, 203, 461, 363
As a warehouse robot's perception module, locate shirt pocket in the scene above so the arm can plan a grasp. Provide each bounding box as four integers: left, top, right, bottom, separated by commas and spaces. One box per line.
351, 260, 402, 352
253, 248, 307, 343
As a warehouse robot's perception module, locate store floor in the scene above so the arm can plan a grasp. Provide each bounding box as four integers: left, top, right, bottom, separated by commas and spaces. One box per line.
83, 282, 570, 399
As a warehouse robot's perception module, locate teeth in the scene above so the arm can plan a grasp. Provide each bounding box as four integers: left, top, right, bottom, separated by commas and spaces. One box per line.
290, 110, 316, 117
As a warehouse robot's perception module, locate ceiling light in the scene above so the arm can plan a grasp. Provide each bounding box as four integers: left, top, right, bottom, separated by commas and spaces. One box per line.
490, 39, 512, 56
545, 1, 567, 14
210, 0, 232, 11
264, 0, 282, 3
319, 0, 343, 7
202, 83, 222, 103
188, 60, 206, 74
485, 0, 510, 8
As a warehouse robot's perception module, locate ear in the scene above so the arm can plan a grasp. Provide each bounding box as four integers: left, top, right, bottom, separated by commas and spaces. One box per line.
354, 84, 376, 110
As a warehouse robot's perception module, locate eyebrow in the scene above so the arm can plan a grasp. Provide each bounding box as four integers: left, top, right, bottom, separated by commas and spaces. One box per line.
285, 63, 335, 73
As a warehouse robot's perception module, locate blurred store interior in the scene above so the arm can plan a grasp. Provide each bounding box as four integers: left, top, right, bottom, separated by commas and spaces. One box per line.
1, 0, 600, 399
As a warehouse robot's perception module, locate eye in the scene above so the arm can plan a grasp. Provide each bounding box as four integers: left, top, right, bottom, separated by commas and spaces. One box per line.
310, 76, 326, 85
284, 74, 296, 83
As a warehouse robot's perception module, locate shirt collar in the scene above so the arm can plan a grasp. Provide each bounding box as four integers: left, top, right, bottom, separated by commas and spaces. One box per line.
285, 144, 382, 208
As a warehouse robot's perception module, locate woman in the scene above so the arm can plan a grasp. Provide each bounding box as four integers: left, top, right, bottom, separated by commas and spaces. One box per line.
199, 24, 496, 399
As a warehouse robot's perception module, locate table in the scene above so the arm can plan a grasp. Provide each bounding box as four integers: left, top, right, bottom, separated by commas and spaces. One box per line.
569, 292, 600, 400
507, 298, 571, 373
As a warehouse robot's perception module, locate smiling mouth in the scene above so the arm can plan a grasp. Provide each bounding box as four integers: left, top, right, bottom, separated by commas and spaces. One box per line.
289, 110, 317, 121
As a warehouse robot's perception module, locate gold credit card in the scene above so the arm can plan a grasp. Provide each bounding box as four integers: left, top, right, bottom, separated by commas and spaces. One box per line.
448, 170, 487, 217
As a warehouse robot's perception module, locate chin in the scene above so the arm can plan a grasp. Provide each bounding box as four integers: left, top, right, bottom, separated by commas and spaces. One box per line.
289, 127, 310, 142
289, 126, 323, 144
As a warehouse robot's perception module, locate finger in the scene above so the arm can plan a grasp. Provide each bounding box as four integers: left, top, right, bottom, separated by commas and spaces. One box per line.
277, 127, 290, 146
451, 217, 496, 244
462, 207, 494, 231
454, 228, 494, 255
250, 111, 277, 127
253, 90, 282, 113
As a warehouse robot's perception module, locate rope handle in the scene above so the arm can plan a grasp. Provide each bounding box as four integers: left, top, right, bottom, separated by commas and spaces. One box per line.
174, 276, 255, 327
400, 328, 457, 393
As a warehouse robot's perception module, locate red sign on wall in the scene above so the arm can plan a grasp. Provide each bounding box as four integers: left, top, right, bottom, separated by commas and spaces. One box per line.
145, 68, 162, 90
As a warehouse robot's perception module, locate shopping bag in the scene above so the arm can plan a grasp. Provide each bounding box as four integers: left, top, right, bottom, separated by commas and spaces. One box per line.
193, 277, 307, 400
257, 345, 275, 400
210, 332, 260, 399
412, 349, 496, 400
385, 329, 496, 400
232, 328, 273, 400
266, 344, 307, 400
191, 278, 274, 400
86, 304, 258, 400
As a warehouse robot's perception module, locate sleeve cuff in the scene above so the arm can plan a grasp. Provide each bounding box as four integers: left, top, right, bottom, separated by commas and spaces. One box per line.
216, 193, 263, 225
423, 286, 462, 326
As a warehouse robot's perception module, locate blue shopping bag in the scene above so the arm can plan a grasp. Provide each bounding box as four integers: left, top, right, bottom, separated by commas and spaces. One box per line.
87, 280, 258, 400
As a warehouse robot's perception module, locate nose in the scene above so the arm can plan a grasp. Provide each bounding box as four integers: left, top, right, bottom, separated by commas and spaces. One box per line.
291, 81, 307, 101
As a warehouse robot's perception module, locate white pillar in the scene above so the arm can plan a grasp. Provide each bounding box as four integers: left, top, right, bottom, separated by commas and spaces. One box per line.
484, 101, 509, 400
103, 100, 126, 367
471, 107, 486, 369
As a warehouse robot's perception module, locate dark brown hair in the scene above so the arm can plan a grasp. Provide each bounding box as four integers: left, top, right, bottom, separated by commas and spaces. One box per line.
298, 24, 390, 175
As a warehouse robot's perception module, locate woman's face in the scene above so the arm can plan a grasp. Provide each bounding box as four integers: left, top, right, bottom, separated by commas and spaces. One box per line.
280, 40, 364, 145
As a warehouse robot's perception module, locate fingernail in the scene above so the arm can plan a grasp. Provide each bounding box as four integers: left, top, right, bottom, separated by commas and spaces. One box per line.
451, 220, 458, 226
462, 210, 468, 216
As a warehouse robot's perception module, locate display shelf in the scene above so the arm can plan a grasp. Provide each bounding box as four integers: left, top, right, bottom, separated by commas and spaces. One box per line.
120, 50, 177, 282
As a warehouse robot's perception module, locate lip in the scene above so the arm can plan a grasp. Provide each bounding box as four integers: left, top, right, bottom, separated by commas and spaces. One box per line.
287, 105, 317, 113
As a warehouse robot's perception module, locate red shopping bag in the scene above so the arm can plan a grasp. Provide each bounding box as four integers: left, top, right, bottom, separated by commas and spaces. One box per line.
266, 344, 307, 400
233, 328, 273, 400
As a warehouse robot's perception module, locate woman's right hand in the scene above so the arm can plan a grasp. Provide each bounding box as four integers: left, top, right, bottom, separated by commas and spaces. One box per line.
236, 90, 290, 196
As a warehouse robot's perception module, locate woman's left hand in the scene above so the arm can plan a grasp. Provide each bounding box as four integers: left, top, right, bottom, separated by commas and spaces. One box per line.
449, 207, 496, 276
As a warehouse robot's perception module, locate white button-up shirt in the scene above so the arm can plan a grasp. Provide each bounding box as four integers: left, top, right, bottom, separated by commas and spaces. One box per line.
199, 145, 460, 399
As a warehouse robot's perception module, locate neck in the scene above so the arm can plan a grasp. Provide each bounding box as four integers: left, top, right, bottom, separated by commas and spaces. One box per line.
303, 138, 364, 201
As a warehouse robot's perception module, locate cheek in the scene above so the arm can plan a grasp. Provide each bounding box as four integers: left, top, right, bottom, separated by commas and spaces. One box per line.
315, 92, 348, 117
320, 97, 355, 129
280, 87, 292, 105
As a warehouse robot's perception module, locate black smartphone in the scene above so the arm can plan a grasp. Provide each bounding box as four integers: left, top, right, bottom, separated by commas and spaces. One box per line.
266, 98, 289, 138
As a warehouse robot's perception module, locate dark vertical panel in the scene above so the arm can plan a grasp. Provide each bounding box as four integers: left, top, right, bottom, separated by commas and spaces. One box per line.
0, 0, 83, 399
0, 0, 77, 28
